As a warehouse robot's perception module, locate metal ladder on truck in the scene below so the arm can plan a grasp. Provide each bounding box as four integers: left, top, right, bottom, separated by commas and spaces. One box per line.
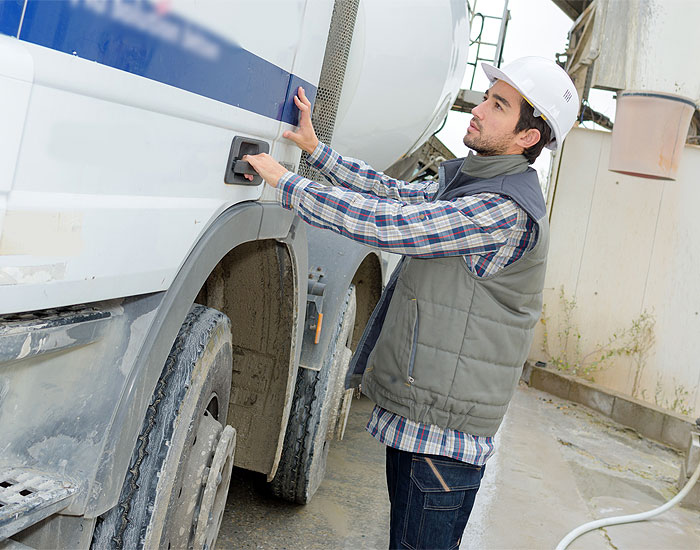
452, 0, 511, 113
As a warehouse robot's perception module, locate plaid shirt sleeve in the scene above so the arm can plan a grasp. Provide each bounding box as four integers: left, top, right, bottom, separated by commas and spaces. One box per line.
275, 169, 530, 263
306, 141, 439, 203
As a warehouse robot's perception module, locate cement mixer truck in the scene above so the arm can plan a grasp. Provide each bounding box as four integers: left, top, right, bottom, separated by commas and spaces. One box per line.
0, 1, 469, 548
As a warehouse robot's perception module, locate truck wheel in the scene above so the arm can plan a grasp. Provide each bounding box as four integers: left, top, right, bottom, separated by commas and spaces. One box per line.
270, 286, 356, 504
91, 305, 235, 550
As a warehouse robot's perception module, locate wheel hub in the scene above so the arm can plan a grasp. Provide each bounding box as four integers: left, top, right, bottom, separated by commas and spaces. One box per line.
193, 424, 236, 550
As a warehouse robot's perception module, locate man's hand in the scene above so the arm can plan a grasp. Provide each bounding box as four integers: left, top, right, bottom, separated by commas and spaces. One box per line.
242, 86, 317, 187
283, 87, 319, 154
243, 153, 288, 188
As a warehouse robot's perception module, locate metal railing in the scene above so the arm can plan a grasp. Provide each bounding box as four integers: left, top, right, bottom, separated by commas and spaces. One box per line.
465, 0, 510, 90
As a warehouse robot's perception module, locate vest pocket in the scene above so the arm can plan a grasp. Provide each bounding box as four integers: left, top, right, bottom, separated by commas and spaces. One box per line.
407, 298, 419, 384
367, 285, 419, 390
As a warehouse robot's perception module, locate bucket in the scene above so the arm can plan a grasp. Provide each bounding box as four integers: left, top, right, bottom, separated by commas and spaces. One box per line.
609, 91, 696, 181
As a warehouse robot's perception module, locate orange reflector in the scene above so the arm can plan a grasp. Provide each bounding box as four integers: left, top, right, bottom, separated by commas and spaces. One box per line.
314, 313, 323, 344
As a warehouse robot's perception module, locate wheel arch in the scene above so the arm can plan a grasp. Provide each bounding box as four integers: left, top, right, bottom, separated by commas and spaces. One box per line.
349, 251, 383, 353
87, 202, 307, 516
193, 238, 300, 476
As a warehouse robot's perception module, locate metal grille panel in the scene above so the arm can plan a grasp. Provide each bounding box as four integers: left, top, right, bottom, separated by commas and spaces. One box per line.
0, 468, 77, 540
299, 0, 360, 183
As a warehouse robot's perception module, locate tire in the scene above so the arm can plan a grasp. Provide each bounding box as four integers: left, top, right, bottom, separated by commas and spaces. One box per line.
270, 285, 357, 504
92, 305, 235, 550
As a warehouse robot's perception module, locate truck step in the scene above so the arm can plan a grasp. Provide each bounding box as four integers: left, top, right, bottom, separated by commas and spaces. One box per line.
0, 468, 77, 541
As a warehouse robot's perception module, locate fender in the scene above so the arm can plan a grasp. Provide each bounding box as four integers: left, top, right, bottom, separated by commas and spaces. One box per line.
84, 201, 307, 517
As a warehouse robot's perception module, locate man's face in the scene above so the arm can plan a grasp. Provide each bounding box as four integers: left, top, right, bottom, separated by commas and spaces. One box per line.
463, 80, 524, 156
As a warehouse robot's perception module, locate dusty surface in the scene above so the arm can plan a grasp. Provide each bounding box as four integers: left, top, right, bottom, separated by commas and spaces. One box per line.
217, 396, 389, 549
463, 385, 700, 550
217, 384, 700, 550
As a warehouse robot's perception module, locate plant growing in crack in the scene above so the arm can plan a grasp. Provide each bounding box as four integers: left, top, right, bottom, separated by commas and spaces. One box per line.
642, 376, 692, 416
627, 311, 655, 398
540, 286, 655, 383
668, 383, 692, 416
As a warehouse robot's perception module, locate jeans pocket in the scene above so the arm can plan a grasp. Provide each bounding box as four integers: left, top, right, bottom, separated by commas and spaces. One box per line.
410, 456, 482, 492
400, 456, 483, 549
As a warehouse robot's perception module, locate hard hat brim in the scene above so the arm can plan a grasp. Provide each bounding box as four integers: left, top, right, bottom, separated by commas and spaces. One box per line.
481, 62, 518, 92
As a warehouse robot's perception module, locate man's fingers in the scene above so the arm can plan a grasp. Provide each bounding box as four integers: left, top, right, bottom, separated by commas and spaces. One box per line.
282, 130, 302, 144
242, 154, 260, 167
240, 155, 257, 181
298, 86, 311, 107
294, 95, 312, 129
282, 130, 298, 142
293, 94, 310, 114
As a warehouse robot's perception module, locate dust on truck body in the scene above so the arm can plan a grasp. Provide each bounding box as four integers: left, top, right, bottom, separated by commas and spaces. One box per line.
0, 1, 469, 548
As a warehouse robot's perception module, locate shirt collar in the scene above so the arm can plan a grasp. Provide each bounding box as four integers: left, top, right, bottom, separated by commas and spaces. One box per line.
460, 151, 530, 179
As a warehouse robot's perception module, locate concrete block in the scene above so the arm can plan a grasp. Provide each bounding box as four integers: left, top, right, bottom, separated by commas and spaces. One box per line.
611, 397, 665, 442
520, 361, 534, 385
527, 365, 696, 456
686, 432, 700, 476
661, 414, 694, 451
569, 381, 615, 417
529, 367, 571, 400
678, 461, 700, 511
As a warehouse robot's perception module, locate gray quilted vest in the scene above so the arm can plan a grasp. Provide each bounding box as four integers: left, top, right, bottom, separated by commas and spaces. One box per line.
347, 157, 549, 436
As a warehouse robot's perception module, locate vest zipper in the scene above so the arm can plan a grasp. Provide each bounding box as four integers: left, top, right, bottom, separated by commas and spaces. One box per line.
407, 300, 419, 384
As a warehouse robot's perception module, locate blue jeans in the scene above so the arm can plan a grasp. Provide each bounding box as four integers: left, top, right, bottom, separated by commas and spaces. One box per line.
385, 446, 485, 550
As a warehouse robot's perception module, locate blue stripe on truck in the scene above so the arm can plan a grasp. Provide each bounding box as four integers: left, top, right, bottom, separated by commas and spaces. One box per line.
13, 0, 316, 124
0, 0, 24, 37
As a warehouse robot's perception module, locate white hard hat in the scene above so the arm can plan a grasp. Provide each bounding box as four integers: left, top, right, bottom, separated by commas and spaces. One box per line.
481, 56, 579, 150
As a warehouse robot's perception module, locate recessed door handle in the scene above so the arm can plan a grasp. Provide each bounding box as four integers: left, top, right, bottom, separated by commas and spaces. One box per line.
224, 136, 270, 185
232, 159, 255, 175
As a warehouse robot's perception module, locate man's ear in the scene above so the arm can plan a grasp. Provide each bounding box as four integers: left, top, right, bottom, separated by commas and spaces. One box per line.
517, 128, 541, 149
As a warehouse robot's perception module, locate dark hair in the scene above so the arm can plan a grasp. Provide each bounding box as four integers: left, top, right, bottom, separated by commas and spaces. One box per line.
514, 98, 552, 164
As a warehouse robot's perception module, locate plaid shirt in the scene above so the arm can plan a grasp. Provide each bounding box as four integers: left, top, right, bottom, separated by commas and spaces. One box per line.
276, 142, 537, 466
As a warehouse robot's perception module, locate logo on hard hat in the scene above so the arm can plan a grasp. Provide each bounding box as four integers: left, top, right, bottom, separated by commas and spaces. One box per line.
563, 89, 573, 103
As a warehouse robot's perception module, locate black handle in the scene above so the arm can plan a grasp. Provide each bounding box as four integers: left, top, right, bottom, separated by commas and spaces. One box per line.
224, 136, 270, 185
233, 160, 255, 175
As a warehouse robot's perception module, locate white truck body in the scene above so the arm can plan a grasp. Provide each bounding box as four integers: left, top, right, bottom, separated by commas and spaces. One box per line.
1, 0, 467, 314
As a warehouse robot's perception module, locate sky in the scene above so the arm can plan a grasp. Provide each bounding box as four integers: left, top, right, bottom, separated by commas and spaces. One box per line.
436, 0, 616, 183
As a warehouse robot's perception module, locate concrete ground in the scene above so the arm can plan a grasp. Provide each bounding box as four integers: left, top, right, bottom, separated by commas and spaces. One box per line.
217, 383, 700, 550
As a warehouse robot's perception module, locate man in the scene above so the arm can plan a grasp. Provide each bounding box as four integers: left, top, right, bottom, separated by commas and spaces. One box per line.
246, 56, 578, 549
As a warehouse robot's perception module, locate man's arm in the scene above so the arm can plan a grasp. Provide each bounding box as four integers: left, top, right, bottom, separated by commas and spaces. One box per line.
306, 141, 439, 203
273, 171, 523, 260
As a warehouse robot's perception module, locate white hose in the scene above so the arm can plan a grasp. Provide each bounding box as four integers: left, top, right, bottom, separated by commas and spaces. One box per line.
555, 456, 700, 550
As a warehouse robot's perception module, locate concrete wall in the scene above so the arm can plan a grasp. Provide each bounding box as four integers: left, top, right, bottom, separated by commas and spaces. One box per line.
530, 127, 700, 417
